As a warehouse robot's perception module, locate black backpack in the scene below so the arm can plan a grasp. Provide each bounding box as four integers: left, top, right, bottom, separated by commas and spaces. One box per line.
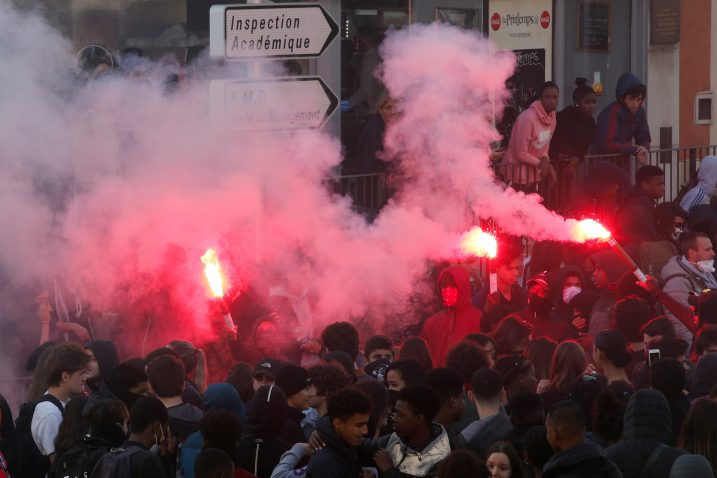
50, 440, 113, 478
89, 445, 144, 478
1, 394, 64, 478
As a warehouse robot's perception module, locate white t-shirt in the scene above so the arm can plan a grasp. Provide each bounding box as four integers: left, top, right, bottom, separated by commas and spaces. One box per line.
30, 393, 66, 456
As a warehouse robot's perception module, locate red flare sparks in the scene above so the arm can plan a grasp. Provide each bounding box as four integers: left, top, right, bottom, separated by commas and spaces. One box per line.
460, 227, 498, 258
571, 219, 611, 243
201, 248, 227, 298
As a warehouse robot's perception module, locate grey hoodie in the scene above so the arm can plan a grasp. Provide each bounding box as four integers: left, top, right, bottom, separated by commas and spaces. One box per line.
680, 156, 717, 213
661, 256, 717, 344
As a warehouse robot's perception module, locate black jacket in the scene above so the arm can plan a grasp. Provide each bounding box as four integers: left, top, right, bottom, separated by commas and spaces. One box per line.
549, 105, 596, 159
543, 441, 623, 478
605, 389, 685, 478
464, 413, 513, 458
237, 434, 291, 478
306, 416, 363, 478
279, 406, 307, 444
615, 186, 661, 250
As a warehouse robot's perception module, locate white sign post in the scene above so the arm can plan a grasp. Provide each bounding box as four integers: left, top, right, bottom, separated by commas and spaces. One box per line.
210, 76, 339, 131
210, 4, 339, 60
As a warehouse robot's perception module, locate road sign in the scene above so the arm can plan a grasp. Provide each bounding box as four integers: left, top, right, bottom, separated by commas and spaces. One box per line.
209, 3, 339, 60
210, 76, 339, 131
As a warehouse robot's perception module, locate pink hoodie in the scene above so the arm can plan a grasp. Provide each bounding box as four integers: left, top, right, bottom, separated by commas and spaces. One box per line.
502, 100, 556, 186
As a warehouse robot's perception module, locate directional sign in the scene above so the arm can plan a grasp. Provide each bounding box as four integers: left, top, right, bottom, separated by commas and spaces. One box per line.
210, 76, 339, 131
209, 3, 339, 60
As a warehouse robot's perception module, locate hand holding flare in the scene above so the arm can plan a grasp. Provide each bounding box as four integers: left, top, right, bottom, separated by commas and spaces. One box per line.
201, 248, 237, 335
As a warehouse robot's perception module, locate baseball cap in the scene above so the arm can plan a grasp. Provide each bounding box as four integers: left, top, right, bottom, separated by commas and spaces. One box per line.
253, 358, 282, 380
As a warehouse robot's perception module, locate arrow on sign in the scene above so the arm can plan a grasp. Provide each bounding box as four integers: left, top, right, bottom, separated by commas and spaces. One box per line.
210, 76, 339, 131
210, 4, 339, 60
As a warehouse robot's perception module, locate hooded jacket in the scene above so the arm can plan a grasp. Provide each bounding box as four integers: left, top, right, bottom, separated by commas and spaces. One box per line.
238, 385, 291, 478
661, 256, 717, 344
688, 353, 717, 400
502, 100, 557, 185
543, 441, 623, 478
306, 416, 363, 478
605, 389, 685, 478
539, 266, 588, 341
592, 73, 651, 156
587, 251, 628, 336
680, 156, 717, 213
84, 340, 119, 393
420, 266, 483, 366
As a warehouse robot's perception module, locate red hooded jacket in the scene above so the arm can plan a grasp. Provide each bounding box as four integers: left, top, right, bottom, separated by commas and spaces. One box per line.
420, 266, 483, 366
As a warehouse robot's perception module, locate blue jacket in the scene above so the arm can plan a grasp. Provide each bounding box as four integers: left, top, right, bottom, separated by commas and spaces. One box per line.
592, 73, 651, 156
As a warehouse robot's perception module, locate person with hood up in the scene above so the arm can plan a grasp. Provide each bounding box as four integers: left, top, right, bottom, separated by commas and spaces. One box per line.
543, 401, 623, 478
83, 360, 150, 417
680, 156, 717, 213
238, 385, 291, 478
687, 352, 717, 400
591, 73, 651, 163
420, 265, 482, 366
587, 251, 629, 337
605, 389, 686, 478
180, 383, 246, 478
543, 267, 590, 341
661, 232, 717, 344
501, 82, 559, 193
84, 340, 119, 394
482, 244, 529, 332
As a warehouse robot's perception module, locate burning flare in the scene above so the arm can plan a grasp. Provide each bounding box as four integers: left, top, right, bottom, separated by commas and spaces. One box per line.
571, 219, 611, 243
460, 227, 498, 258
201, 248, 227, 298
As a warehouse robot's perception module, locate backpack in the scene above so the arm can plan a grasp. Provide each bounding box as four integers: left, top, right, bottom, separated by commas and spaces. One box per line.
50, 441, 112, 478
1, 394, 64, 478
89, 446, 144, 478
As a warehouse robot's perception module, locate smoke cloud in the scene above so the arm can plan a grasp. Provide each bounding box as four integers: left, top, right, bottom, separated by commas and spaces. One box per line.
0, 9, 585, 371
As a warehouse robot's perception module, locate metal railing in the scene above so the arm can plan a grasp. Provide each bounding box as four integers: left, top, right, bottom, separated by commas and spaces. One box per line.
332, 145, 717, 218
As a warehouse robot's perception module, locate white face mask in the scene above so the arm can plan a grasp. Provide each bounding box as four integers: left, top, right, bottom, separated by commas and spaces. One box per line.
698, 260, 716, 274
563, 285, 582, 304
671, 227, 683, 241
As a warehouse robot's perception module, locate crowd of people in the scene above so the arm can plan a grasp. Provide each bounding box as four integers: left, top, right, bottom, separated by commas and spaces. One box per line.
0, 244, 716, 478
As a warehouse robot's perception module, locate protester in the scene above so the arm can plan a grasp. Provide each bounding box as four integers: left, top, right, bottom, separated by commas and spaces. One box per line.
605, 389, 685, 478
252, 358, 281, 391
687, 353, 717, 401
494, 355, 538, 400
592, 72, 651, 161
226, 362, 255, 404
50, 396, 89, 462
503, 392, 545, 456
485, 441, 524, 478
445, 340, 490, 385
587, 251, 628, 336
420, 265, 483, 366
302, 364, 351, 437
462, 368, 512, 457
613, 296, 653, 368
678, 398, 717, 475
526, 338, 557, 386
615, 165, 665, 253
321, 321, 361, 367
650, 359, 689, 446
146, 354, 203, 441
549, 78, 597, 192
425, 367, 467, 450
540, 341, 586, 412
593, 330, 632, 385
397, 337, 433, 371
276, 364, 314, 443
437, 449, 488, 478
353, 380, 389, 439
680, 156, 717, 214
465, 333, 498, 367
237, 385, 290, 478
695, 328, 717, 357
483, 245, 529, 332
501, 81, 559, 193
91, 395, 170, 477
662, 232, 717, 343
523, 426, 554, 478
364, 335, 394, 364
306, 388, 372, 478
199, 410, 255, 478
492, 316, 533, 356
83, 340, 119, 394
543, 401, 622, 478
83, 359, 150, 416
168, 340, 208, 406
386, 359, 427, 396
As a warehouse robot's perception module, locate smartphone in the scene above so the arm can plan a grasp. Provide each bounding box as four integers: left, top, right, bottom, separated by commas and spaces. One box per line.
648, 348, 661, 367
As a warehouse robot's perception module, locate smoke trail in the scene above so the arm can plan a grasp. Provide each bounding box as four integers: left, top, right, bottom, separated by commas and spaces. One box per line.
0, 9, 587, 367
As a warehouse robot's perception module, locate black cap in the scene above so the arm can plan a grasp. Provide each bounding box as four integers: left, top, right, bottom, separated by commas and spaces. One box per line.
253, 358, 282, 380
276, 364, 312, 398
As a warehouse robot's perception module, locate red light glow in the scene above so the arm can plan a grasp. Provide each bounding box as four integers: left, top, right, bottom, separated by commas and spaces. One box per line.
200, 248, 227, 298
460, 227, 498, 258
571, 219, 611, 243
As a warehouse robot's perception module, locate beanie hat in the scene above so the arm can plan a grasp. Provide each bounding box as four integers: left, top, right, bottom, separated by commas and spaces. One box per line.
276, 364, 312, 398
670, 454, 715, 478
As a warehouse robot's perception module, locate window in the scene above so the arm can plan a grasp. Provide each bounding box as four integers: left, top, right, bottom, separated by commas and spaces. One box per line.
696, 91, 712, 125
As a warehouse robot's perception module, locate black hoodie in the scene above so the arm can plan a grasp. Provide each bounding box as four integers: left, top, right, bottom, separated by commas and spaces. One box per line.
543, 441, 623, 478
237, 385, 290, 478
306, 415, 363, 478
605, 389, 685, 478
85, 340, 119, 392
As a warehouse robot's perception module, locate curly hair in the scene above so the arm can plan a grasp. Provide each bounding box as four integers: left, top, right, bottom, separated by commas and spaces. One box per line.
445, 340, 489, 384
321, 322, 360, 359
308, 364, 350, 397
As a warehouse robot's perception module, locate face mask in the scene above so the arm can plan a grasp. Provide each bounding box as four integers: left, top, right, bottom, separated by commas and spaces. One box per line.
698, 260, 716, 274
528, 294, 552, 315
562, 286, 582, 304
671, 227, 683, 241
149, 426, 164, 455
441, 287, 458, 307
